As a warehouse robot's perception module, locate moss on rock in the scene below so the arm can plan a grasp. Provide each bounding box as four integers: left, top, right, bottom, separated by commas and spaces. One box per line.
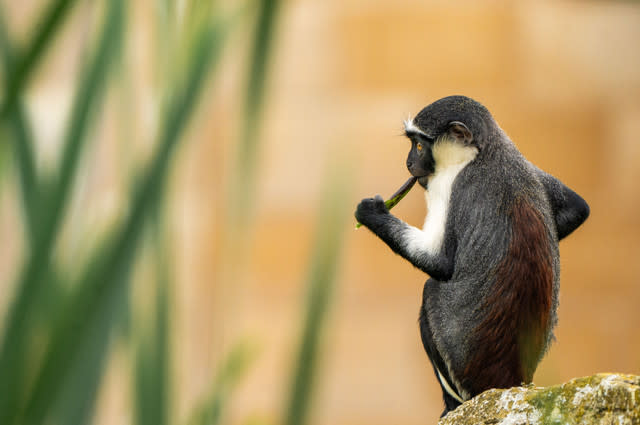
439, 373, 640, 425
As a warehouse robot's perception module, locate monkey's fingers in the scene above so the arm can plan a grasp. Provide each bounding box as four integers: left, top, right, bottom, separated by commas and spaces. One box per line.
355, 176, 418, 229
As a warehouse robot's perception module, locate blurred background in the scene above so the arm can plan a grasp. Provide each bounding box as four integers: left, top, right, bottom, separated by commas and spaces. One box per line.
0, 0, 639, 424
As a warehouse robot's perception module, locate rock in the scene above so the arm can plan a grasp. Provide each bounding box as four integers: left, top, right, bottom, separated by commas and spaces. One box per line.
439, 373, 640, 425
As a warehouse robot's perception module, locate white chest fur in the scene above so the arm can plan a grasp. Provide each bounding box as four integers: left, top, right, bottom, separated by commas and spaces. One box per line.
405, 139, 478, 256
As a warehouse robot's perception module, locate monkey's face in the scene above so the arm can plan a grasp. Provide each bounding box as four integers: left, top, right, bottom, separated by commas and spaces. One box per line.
405, 133, 435, 189
404, 111, 477, 189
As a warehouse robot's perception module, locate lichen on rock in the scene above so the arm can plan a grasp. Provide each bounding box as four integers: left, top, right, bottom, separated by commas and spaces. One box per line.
438, 373, 640, 425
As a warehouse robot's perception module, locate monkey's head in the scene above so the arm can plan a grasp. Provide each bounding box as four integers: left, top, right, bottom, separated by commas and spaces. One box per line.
404, 95, 497, 188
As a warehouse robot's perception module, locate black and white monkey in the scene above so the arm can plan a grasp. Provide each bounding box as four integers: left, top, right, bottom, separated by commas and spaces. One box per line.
355, 96, 589, 418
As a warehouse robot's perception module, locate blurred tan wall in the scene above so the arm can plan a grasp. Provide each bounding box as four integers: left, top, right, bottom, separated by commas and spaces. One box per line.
217, 1, 640, 423
1, 1, 639, 424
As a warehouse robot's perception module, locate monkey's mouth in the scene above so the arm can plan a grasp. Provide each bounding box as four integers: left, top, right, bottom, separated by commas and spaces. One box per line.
417, 175, 431, 189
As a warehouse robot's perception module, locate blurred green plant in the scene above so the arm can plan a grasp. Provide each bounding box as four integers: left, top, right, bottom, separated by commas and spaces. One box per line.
284, 169, 350, 425
0, 0, 346, 424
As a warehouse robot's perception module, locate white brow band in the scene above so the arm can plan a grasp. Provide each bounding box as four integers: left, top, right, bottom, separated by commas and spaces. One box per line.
403, 117, 428, 137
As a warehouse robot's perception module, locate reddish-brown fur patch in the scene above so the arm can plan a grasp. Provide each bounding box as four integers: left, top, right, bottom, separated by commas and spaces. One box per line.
461, 198, 553, 396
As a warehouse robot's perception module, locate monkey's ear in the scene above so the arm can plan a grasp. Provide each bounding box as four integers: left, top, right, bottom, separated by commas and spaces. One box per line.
448, 121, 473, 145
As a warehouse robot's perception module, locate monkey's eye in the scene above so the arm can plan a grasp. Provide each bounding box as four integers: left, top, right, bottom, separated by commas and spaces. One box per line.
416, 143, 423, 152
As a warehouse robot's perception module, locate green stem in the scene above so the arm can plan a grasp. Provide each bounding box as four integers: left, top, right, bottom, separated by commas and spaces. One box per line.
355, 176, 417, 228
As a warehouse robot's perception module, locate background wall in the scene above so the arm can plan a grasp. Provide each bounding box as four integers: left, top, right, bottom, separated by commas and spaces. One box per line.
1, 1, 639, 424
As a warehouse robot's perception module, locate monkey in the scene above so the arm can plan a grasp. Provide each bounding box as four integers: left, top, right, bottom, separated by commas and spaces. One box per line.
355, 95, 589, 418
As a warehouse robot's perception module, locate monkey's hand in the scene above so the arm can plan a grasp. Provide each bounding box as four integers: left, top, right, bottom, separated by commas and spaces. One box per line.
355, 194, 454, 280
355, 195, 389, 230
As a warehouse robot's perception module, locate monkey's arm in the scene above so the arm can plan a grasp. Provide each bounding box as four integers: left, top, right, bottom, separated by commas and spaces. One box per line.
538, 172, 590, 240
355, 195, 454, 281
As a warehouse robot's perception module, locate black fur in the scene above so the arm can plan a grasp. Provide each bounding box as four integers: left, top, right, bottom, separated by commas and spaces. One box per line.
355, 95, 589, 419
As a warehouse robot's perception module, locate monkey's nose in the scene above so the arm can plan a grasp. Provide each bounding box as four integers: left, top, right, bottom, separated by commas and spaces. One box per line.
407, 159, 413, 169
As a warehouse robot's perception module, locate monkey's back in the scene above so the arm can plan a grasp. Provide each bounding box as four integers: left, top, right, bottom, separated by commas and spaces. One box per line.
421, 140, 560, 399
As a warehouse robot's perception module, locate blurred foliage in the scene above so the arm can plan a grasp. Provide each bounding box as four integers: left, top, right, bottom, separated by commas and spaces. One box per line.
0, 0, 348, 424
284, 170, 350, 425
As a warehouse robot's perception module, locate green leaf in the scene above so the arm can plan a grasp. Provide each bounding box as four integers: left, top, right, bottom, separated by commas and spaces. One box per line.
17, 8, 235, 423
129, 15, 237, 425
284, 167, 350, 425
186, 341, 257, 425
21, 222, 135, 424
0, 0, 80, 121
229, 0, 282, 228
0, 1, 124, 422
12, 9, 233, 424
133, 206, 172, 425
47, 247, 131, 425
0, 4, 39, 243
243, 0, 281, 124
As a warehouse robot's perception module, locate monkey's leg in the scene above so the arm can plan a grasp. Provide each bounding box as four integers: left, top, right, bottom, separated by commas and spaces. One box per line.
418, 279, 463, 417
